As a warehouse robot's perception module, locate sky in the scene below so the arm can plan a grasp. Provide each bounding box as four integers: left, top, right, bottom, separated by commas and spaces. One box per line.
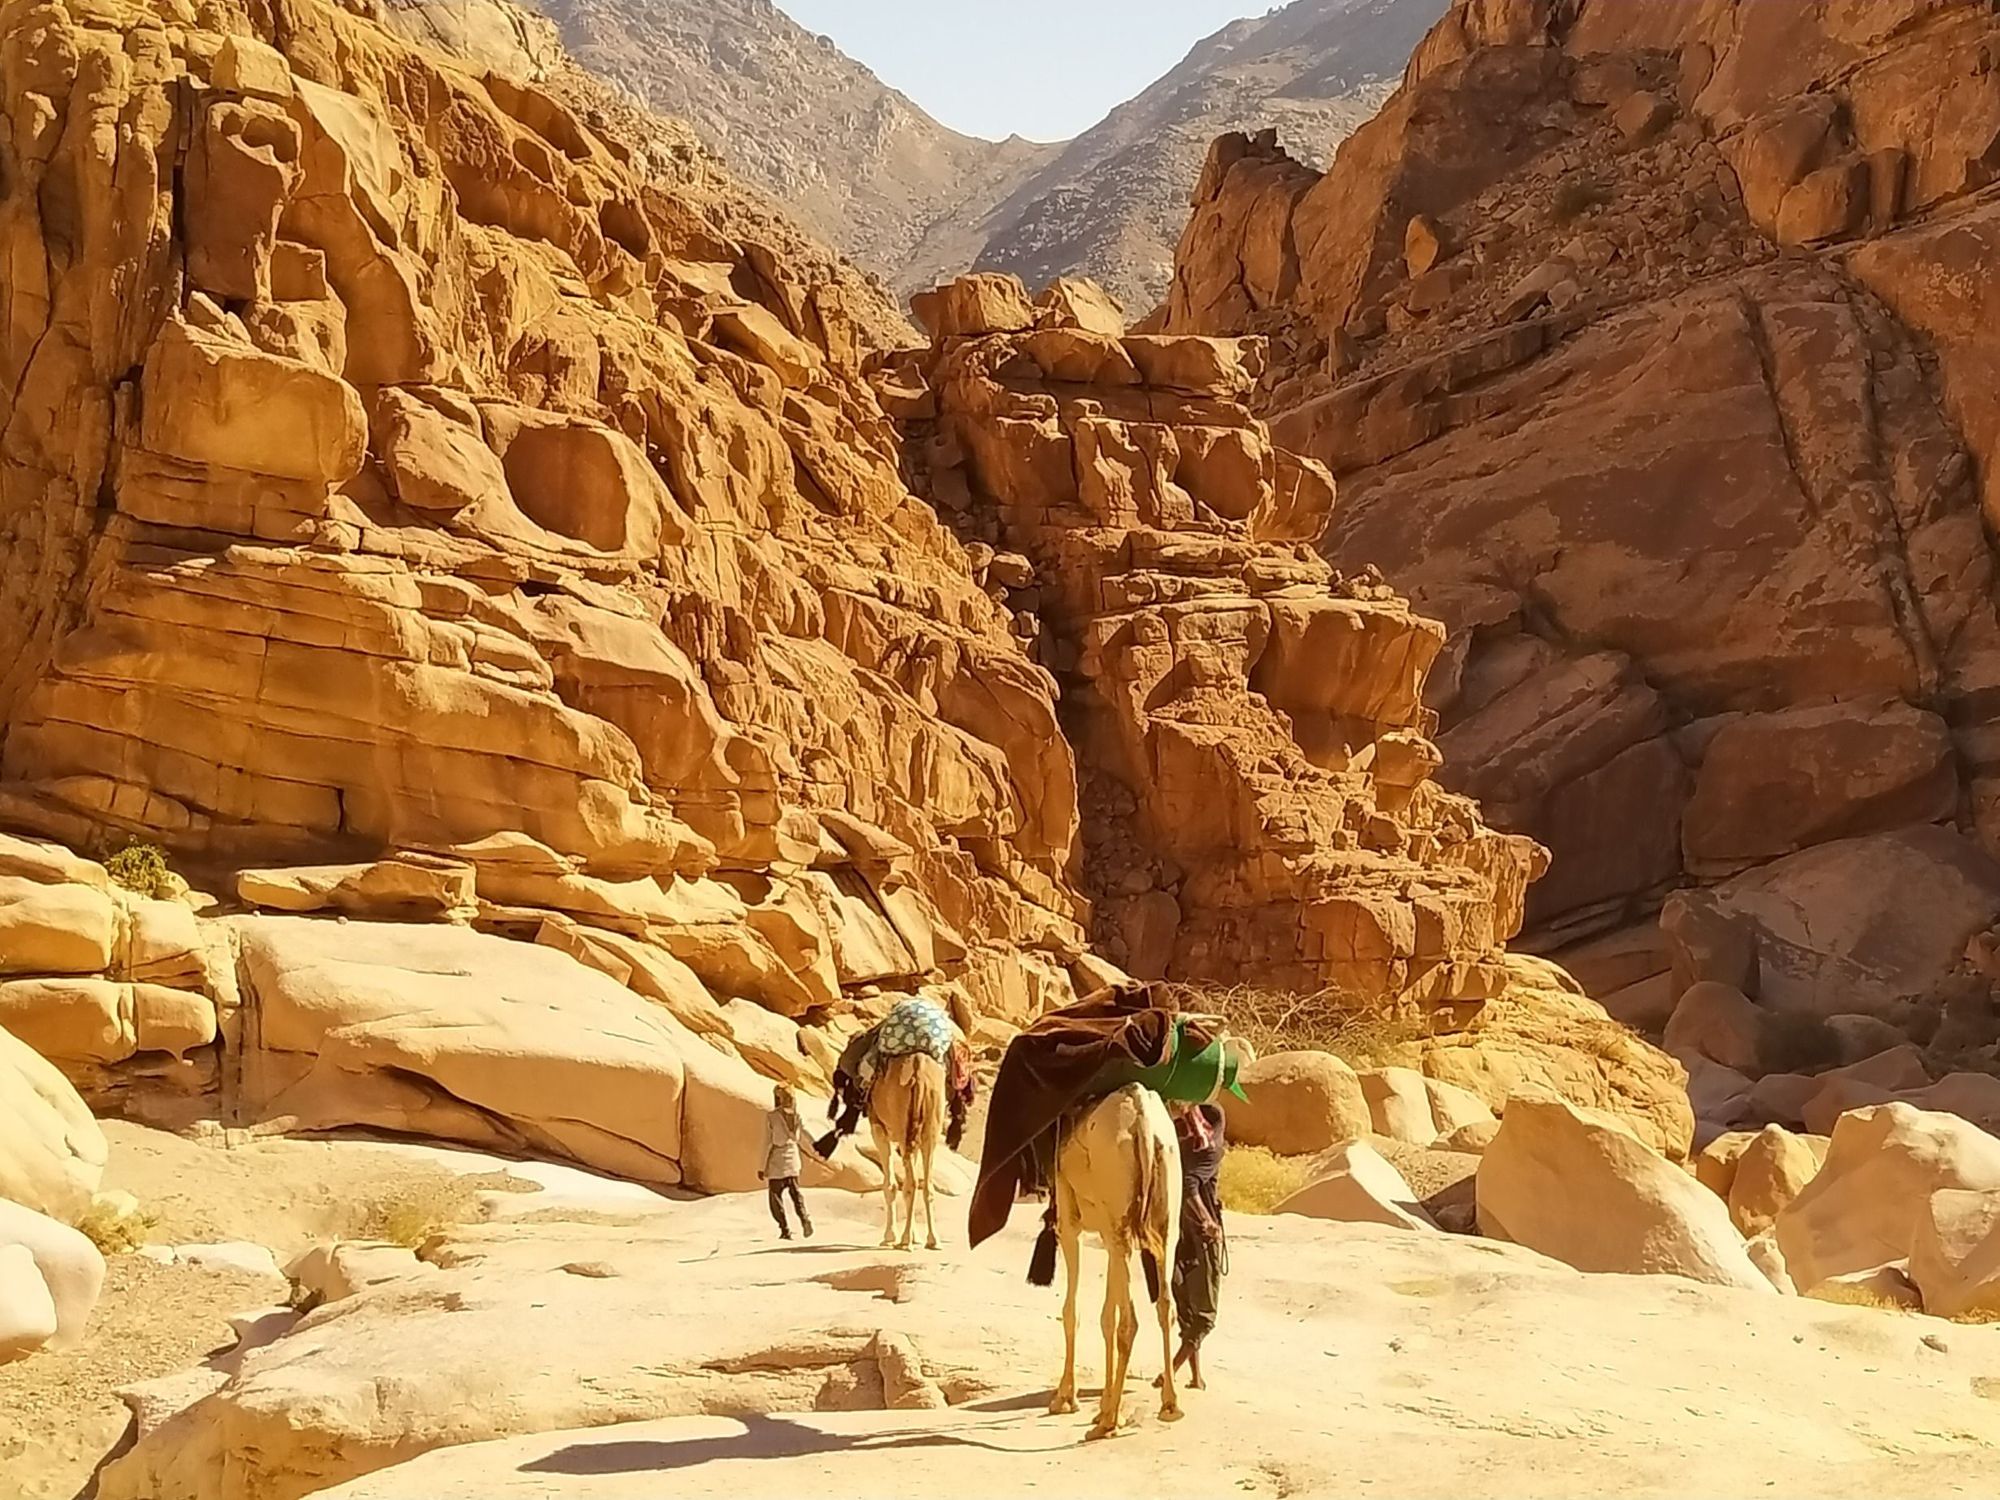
773, 1, 1271, 143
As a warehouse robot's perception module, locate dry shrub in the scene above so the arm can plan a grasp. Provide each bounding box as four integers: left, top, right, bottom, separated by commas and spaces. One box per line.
346, 1175, 484, 1248
1166, 982, 1428, 1070
75, 1196, 158, 1255
1218, 1146, 1311, 1216
104, 842, 179, 899
1553, 174, 1611, 222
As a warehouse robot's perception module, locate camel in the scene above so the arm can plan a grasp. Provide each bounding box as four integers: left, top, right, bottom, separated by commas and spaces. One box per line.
868, 1051, 946, 1250
1039, 1083, 1183, 1440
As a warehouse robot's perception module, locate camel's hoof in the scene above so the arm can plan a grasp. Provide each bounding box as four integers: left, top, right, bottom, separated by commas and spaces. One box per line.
1159, 1402, 1184, 1423
1189, 1376, 1207, 1391
1150, 1373, 1164, 1390
1084, 1419, 1118, 1442
1048, 1394, 1078, 1417
925, 1238, 940, 1251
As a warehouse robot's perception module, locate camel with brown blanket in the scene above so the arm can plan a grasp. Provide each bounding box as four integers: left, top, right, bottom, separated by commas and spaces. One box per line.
1041, 1083, 1183, 1439
869, 1052, 945, 1250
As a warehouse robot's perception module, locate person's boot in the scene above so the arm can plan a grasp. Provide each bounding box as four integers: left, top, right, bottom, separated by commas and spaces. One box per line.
802, 1212, 815, 1239
778, 1221, 793, 1241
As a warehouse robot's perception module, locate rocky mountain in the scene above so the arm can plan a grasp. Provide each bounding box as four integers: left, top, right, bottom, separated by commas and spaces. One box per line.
1163, 0, 2000, 1110
968, 0, 1453, 311
413, 0, 1446, 311
459, 0, 1059, 299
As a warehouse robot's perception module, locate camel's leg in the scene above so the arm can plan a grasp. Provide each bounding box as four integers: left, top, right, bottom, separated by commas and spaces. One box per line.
1087, 1244, 1135, 1440
871, 1116, 897, 1248
1048, 1198, 1081, 1416
1154, 1248, 1182, 1421
895, 1145, 917, 1250
918, 1137, 939, 1251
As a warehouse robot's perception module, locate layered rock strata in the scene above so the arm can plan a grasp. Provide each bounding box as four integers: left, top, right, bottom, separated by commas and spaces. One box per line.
879, 273, 1544, 1008
1159, 0, 2000, 1055
0, 0, 1108, 1174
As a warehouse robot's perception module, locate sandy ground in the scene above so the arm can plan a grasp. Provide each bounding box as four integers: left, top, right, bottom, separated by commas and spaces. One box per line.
22, 1122, 2000, 1500
0, 1121, 561, 1500
0, 1253, 281, 1500
313, 1189, 2000, 1500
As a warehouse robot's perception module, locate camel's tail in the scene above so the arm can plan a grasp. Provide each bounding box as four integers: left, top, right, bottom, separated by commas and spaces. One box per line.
1027, 1200, 1059, 1287
901, 1053, 944, 1157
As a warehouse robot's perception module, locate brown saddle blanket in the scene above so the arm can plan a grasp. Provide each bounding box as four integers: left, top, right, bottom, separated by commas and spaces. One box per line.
967, 981, 1208, 1248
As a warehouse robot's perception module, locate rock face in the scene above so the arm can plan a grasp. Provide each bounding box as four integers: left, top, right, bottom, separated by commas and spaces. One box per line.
0, 0, 1100, 1092
1476, 1096, 1770, 1291
1157, 0, 2000, 1057
423, 0, 1056, 298
883, 274, 1543, 1005
0, 0, 1693, 1213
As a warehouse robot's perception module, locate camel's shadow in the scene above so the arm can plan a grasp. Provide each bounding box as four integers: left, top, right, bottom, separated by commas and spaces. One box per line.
518, 1407, 1076, 1476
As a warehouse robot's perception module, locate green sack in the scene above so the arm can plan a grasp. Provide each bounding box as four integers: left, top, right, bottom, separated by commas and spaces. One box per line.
1096, 1017, 1247, 1104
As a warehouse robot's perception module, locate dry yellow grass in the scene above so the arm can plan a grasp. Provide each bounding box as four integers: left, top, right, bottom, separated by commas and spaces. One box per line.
1165, 982, 1428, 1069
1218, 1145, 1312, 1216
341, 1171, 529, 1248
73, 1197, 157, 1256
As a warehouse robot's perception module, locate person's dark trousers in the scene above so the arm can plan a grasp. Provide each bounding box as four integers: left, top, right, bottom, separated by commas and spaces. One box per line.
767, 1176, 811, 1237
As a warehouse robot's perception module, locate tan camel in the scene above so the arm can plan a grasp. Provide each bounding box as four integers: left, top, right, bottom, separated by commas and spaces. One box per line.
1046, 1083, 1183, 1439
868, 1052, 946, 1250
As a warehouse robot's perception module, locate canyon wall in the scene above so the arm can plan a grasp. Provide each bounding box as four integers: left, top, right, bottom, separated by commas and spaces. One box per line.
1162, 0, 2000, 1055
0, 0, 1677, 1178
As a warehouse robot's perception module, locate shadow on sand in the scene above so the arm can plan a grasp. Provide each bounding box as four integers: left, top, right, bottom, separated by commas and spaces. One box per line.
519, 1406, 1081, 1475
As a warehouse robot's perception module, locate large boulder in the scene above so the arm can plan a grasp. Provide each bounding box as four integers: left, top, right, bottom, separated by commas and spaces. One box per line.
0, 1241, 59, 1362
1359, 1066, 1440, 1145
1221, 1051, 1372, 1155
0, 875, 116, 976
1727, 1125, 1820, 1238
1416, 957, 1694, 1160
1908, 1188, 2000, 1320
1800, 1046, 1931, 1134
234, 916, 771, 1192
1477, 1097, 1772, 1291
1775, 1102, 2000, 1290
0, 1196, 104, 1351
0, 1023, 107, 1220
1662, 981, 1766, 1074
1274, 1139, 1439, 1231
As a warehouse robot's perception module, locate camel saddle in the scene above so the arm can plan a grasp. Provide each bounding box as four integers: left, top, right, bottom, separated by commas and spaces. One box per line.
968, 982, 1236, 1248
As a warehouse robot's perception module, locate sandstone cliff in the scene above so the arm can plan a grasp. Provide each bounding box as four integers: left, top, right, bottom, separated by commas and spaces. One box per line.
0, 0, 1672, 1185
1162, 0, 2000, 1058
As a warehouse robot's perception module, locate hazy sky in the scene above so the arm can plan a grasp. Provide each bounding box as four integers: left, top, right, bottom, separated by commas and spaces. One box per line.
773, 2, 1269, 142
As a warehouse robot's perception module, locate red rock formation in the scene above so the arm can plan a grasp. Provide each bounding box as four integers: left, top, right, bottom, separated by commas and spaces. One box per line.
1160, 0, 2000, 1058
882, 274, 1544, 1008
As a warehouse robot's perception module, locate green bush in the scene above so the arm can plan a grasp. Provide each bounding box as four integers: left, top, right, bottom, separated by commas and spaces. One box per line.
105, 842, 179, 899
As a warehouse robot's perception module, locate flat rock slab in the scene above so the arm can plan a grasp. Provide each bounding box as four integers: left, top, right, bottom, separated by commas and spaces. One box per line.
107, 1189, 2000, 1500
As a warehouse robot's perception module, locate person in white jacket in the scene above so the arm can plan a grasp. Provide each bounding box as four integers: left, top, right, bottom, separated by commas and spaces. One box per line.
760, 1084, 824, 1240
